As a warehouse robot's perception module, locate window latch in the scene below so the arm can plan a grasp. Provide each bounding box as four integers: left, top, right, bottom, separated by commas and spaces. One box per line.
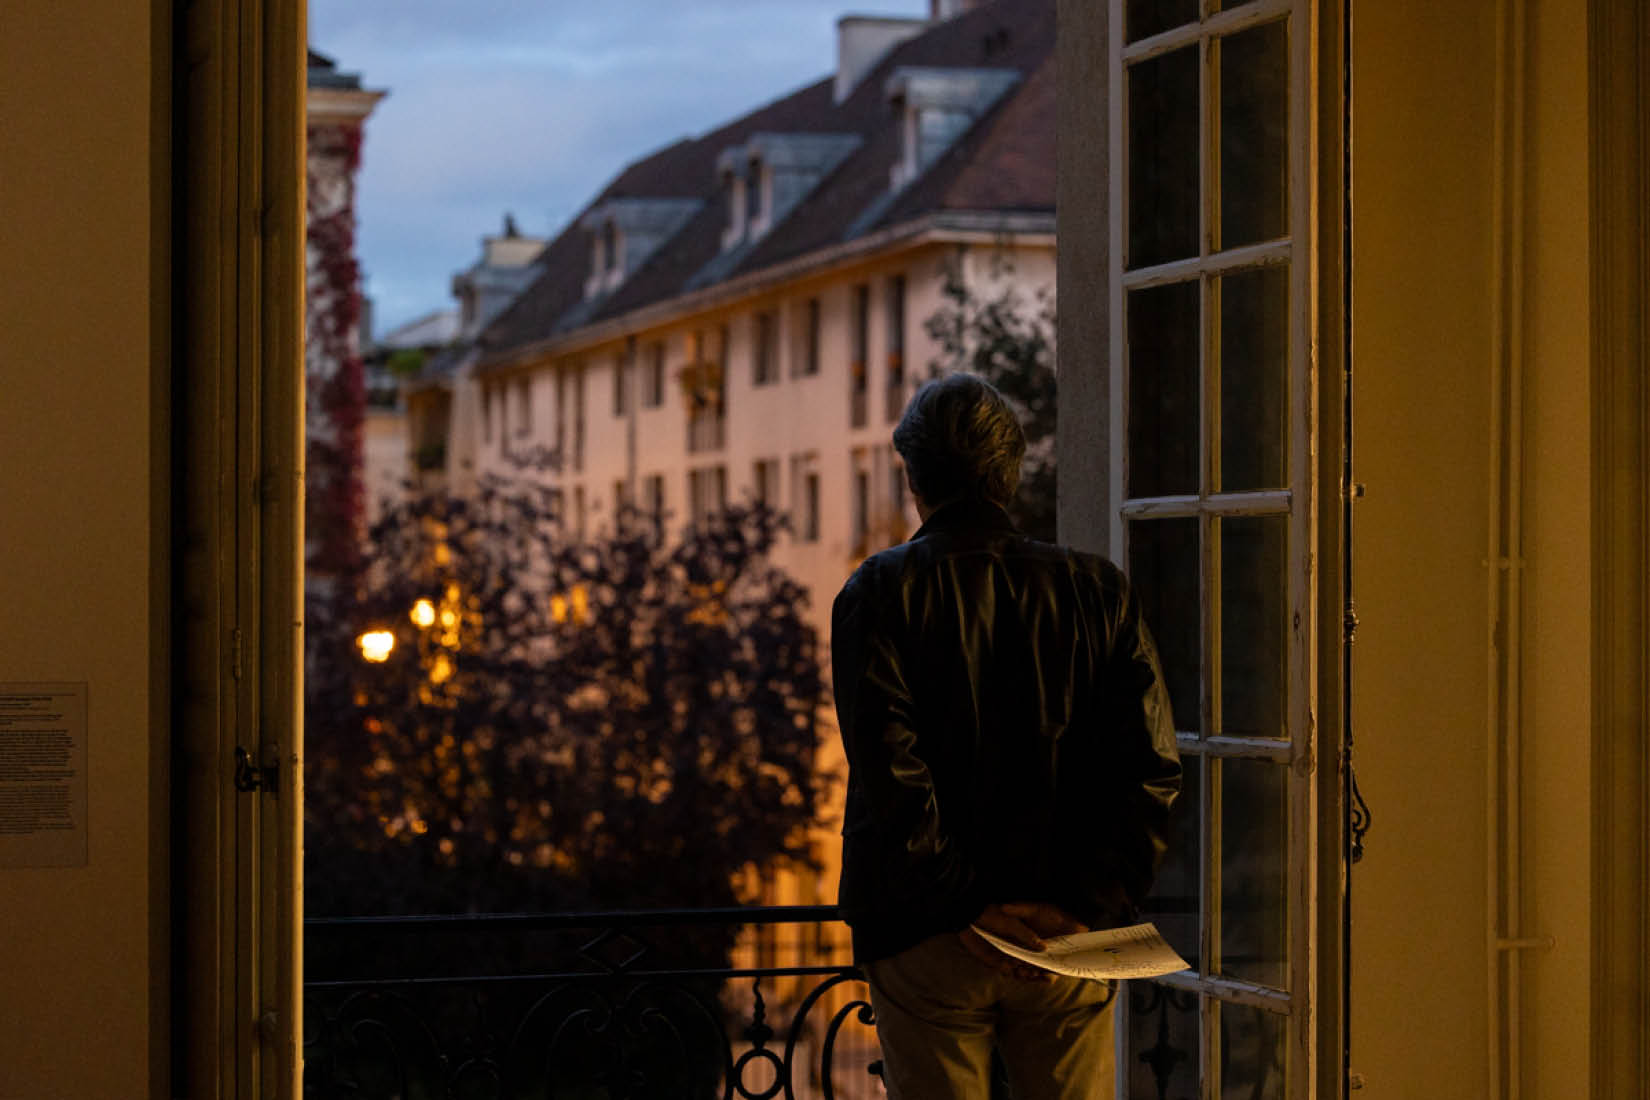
233, 746, 278, 795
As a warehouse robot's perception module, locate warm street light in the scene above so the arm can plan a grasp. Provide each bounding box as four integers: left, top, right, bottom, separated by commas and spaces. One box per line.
410, 598, 436, 628
358, 630, 396, 662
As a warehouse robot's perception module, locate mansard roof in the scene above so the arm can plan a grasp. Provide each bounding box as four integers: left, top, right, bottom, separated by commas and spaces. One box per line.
477, 0, 1054, 369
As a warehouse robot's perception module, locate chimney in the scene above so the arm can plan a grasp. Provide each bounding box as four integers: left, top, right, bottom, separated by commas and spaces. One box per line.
836, 15, 928, 104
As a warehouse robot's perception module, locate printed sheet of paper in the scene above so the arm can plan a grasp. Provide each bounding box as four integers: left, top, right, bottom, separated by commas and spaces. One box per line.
0, 683, 89, 868
971, 921, 1189, 981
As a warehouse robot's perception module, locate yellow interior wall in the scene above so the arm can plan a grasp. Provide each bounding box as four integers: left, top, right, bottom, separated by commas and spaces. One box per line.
0, 2, 163, 1097
1350, 0, 1497, 1093
1513, 0, 1591, 1091
1352, 0, 1593, 1094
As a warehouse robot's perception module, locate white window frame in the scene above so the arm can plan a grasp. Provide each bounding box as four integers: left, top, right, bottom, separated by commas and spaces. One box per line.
1108, 1, 1319, 1097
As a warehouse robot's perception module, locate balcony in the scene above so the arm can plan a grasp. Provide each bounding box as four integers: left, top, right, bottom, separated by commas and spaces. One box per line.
304, 905, 884, 1100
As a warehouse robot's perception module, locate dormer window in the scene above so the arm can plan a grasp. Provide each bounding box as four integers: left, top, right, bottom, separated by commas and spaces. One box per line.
580, 197, 701, 300
745, 158, 765, 230
885, 67, 1020, 191
713, 132, 860, 255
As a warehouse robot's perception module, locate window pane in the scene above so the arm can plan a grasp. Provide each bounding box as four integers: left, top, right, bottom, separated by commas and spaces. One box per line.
1128, 45, 1200, 268
1141, 755, 1200, 968
1128, 984, 1201, 1100
1126, 0, 1197, 44
1219, 19, 1289, 249
1219, 757, 1288, 988
1218, 266, 1288, 491
1128, 517, 1201, 735
1220, 1000, 1288, 1098
1219, 515, 1286, 738
1127, 280, 1201, 497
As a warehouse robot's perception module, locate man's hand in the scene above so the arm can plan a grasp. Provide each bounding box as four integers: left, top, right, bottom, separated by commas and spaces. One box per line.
959, 902, 1089, 982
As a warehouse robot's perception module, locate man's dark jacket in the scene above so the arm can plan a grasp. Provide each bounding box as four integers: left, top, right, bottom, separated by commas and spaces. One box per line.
831, 497, 1182, 965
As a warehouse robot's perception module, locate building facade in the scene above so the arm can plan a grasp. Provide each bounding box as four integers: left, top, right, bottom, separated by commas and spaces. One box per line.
451, 0, 1058, 889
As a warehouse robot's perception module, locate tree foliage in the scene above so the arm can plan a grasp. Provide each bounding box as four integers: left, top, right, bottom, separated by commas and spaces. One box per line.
304, 476, 826, 918
925, 253, 1058, 541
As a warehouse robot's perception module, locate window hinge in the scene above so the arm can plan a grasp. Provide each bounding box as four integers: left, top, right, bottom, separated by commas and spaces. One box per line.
233, 745, 278, 795
231, 627, 244, 681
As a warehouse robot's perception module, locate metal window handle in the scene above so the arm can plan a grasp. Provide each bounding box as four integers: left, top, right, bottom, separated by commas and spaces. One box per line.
233, 745, 278, 795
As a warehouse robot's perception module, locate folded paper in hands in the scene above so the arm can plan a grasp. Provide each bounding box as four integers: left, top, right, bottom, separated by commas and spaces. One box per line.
970, 921, 1190, 981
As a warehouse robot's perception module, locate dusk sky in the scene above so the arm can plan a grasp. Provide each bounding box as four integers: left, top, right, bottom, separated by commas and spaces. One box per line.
309, 1, 929, 336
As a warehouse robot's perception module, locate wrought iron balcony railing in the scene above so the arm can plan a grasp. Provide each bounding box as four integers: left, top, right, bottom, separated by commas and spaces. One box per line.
306, 903, 1197, 1099
303, 905, 883, 1100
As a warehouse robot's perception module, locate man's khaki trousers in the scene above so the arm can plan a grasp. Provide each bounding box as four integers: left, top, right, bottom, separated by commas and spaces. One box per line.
864, 933, 1117, 1099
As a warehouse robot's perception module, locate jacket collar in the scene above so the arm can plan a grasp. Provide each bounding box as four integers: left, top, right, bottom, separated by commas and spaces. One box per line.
911, 496, 1020, 540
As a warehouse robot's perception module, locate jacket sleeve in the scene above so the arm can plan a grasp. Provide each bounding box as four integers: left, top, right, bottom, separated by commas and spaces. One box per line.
1109, 577, 1183, 909
832, 566, 986, 932
1064, 570, 1183, 924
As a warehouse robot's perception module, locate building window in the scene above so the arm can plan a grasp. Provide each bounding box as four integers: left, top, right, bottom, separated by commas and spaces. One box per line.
515, 379, 531, 437
885, 274, 906, 422
643, 473, 666, 531
612, 352, 628, 417
613, 478, 631, 527
602, 219, 619, 273
850, 283, 870, 428
643, 341, 666, 408
688, 465, 727, 527
803, 471, 820, 542
554, 370, 566, 456
851, 462, 870, 558
791, 454, 820, 543
572, 485, 586, 542
571, 365, 586, 472
687, 327, 727, 453
745, 158, 763, 227
753, 310, 778, 386
481, 384, 494, 444
803, 297, 821, 377
1114, 9, 1307, 1098
753, 457, 779, 509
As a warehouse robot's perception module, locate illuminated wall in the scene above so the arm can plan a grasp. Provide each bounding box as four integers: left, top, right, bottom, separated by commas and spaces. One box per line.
0, 1, 167, 1096
1350, 0, 1593, 1093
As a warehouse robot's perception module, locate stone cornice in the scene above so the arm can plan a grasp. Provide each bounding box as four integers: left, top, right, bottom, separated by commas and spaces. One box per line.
473, 209, 1054, 377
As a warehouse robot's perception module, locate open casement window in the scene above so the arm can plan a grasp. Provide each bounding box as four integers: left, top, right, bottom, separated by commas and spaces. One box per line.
1109, 1, 1319, 1096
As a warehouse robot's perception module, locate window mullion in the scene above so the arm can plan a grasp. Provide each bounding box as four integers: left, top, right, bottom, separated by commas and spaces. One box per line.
1203, 756, 1222, 1100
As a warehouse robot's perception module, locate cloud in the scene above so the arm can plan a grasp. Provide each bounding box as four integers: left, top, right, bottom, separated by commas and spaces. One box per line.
311, 0, 928, 332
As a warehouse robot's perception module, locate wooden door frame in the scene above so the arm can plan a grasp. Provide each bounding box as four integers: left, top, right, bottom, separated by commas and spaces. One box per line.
1054, 1, 1350, 1095
1588, 0, 1649, 1094
173, 0, 306, 1095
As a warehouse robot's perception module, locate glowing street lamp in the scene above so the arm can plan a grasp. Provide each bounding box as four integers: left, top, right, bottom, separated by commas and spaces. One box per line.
410, 598, 436, 628
358, 630, 395, 663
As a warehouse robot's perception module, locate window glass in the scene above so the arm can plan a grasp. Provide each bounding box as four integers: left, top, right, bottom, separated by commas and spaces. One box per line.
1126, 0, 1197, 44
1219, 515, 1287, 738
1219, 20, 1289, 249
1128, 44, 1200, 268
1128, 985, 1201, 1099
1219, 757, 1289, 988
1141, 756, 1200, 967
1218, 266, 1288, 491
1127, 517, 1201, 735
1127, 280, 1200, 498
1219, 1000, 1288, 1098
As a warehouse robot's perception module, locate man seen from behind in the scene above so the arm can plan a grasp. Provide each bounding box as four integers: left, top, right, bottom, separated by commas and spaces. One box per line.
831, 373, 1182, 1098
